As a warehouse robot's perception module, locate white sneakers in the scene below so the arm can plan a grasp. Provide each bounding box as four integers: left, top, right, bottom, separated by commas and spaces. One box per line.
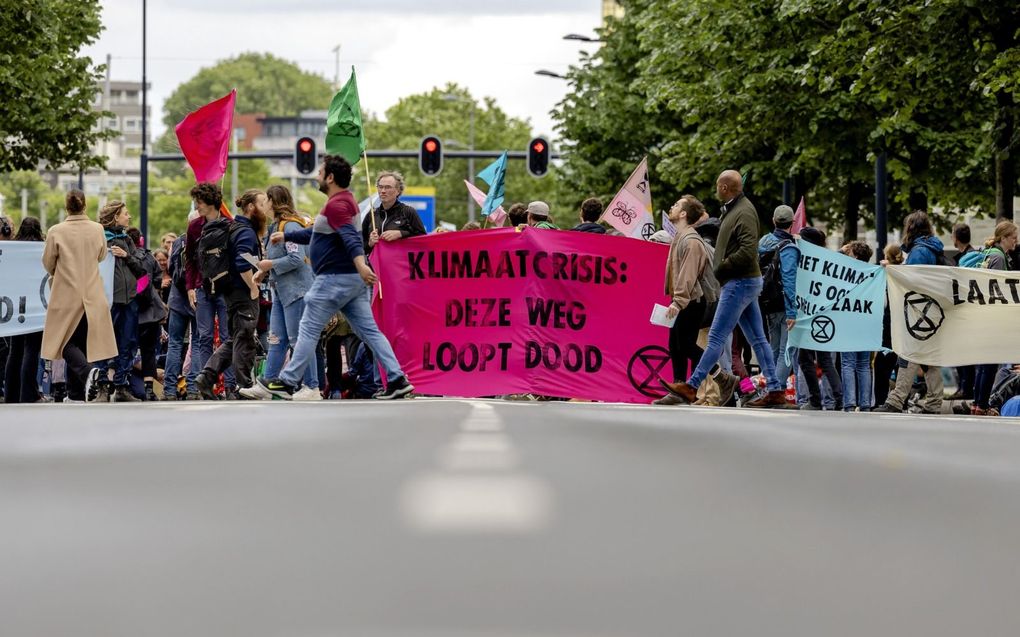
292, 387, 323, 401
238, 384, 322, 401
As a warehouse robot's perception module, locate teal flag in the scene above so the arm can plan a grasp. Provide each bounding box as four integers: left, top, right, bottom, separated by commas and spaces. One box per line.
325, 67, 366, 164
477, 151, 508, 216
787, 239, 887, 354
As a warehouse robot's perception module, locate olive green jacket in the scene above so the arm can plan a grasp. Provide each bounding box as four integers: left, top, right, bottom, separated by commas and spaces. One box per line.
713, 193, 762, 285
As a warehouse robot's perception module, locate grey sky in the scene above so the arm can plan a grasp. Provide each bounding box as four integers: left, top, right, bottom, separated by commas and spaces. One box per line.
85, 0, 602, 141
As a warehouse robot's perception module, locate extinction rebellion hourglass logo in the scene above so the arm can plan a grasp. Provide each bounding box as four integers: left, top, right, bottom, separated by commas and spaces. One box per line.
903, 292, 945, 341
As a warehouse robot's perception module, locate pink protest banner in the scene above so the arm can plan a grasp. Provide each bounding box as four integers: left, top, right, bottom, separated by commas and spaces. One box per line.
371, 227, 677, 403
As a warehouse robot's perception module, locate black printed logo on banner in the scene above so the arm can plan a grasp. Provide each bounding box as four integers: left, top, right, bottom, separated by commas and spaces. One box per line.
903, 291, 945, 341
641, 223, 656, 240
628, 345, 671, 398
610, 202, 637, 225
810, 315, 835, 343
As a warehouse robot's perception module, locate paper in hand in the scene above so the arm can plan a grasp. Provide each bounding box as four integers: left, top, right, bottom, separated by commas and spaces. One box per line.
240, 252, 260, 268
650, 303, 676, 328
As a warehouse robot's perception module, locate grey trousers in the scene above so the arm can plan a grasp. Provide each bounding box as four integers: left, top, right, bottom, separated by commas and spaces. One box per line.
885, 358, 943, 413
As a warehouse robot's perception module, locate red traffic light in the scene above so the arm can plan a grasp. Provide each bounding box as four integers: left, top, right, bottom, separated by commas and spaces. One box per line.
527, 136, 550, 177
419, 136, 443, 176
299, 139, 313, 153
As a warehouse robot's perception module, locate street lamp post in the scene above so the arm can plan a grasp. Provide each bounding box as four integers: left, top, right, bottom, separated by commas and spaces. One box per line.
535, 69, 567, 80
332, 44, 342, 89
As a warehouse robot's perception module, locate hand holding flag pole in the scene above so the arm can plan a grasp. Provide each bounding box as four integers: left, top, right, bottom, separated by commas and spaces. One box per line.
326, 67, 373, 232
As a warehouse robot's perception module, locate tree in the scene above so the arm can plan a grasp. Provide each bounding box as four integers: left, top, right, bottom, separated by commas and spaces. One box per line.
364, 84, 563, 229
0, 1, 112, 172
156, 52, 334, 153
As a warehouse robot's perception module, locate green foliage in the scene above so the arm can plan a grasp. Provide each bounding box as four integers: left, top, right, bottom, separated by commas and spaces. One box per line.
364, 84, 564, 229
0, 0, 113, 172
155, 52, 334, 154
553, 0, 1020, 233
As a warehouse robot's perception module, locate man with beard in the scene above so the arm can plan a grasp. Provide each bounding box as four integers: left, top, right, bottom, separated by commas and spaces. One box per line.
194, 188, 266, 398
362, 170, 426, 258
254, 155, 414, 400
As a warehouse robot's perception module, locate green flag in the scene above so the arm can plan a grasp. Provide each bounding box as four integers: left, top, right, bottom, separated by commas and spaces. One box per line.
326, 67, 366, 164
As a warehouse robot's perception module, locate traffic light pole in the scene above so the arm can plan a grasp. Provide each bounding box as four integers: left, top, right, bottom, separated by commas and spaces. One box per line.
138, 149, 561, 241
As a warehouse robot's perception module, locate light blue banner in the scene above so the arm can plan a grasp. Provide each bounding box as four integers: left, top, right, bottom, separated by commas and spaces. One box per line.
0, 242, 114, 337
787, 239, 886, 352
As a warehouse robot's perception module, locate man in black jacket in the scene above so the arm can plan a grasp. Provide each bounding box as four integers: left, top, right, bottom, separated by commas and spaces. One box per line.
362, 171, 426, 257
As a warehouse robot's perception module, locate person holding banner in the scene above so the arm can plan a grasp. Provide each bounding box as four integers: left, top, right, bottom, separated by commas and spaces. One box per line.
362, 171, 426, 257
40, 190, 118, 403
876, 211, 945, 414
527, 201, 558, 230
660, 171, 787, 408
572, 198, 606, 234
971, 221, 1018, 415
4, 218, 45, 403
839, 240, 876, 411
654, 195, 729, 406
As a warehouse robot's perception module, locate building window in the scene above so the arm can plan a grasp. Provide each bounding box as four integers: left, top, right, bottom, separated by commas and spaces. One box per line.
125, 118, 136, 130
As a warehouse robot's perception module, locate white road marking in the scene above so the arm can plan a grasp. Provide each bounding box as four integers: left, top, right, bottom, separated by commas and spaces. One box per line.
400, 473, 553, 534
437, 432, 520, 471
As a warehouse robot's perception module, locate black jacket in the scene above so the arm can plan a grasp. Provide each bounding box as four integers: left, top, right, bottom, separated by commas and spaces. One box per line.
106, 227, 147, 305
361, 200, 427, 256
571, 222, 606, 234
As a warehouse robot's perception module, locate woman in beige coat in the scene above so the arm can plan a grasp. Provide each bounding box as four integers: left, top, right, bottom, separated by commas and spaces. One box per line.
40, 190, 117, 402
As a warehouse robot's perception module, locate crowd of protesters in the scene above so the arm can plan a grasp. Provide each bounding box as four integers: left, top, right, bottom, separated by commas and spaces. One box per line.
3, 161, 1020, 416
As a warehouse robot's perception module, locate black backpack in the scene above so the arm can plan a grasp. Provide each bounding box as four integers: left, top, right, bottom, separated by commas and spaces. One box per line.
169, 235, 188, 294
198, 218, 242, 295
759, 239, 793, 315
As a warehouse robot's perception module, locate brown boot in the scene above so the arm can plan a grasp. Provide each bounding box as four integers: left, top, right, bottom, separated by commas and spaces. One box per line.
658, 379, 698, 404
744, 390, 789, 408
652, 393, 685, 406
712, 371, 740, 406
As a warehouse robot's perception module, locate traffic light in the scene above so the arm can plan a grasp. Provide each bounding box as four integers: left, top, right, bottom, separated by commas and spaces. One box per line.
528, 137, 550, 177
419, 136, 443, 176
294, 136, 316, 175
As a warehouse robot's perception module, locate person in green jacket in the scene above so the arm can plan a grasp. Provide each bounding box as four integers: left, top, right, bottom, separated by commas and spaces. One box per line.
527, 201, 558, 230
661, 170, 787, 408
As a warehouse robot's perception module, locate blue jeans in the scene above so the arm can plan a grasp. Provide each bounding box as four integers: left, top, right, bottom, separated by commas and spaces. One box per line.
194, 289, 235, 389
280, 273, 404, 388
95, 300, 139, 387
689, 277, 782, 392
766, 311, 791, 386
841, 351, 873, 410
164, 308, 196, 394
264, 295, 318, 388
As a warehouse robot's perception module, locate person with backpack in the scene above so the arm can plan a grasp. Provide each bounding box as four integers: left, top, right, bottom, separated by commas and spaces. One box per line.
126, 227, 168, 401
164, 228, 197, 400
654, 195, 729, 406
969, 221, 1018, 415
876, 210, 945, 414
659, 170, 786, 408
184, 183, 236, 398
239, 185, 320, 401
87, 201, 148, 403
193, 189, 266, 399
757, 204, 800, 393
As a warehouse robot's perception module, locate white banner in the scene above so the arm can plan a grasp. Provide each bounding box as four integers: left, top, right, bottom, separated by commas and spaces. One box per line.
0, 242, 114, 337
887, 264, 1020, 366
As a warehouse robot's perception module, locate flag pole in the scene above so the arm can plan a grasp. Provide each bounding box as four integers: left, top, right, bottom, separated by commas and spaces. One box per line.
362, 152, 376, 234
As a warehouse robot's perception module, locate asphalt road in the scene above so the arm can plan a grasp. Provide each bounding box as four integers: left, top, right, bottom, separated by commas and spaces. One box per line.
2, 400, 1019, 636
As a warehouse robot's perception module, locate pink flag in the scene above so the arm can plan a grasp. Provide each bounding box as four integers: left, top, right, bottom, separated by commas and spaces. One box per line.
464, 180, 507, 226
602, 157, 655, 239
175, 90, 236, 183
791, 196, 807, 234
